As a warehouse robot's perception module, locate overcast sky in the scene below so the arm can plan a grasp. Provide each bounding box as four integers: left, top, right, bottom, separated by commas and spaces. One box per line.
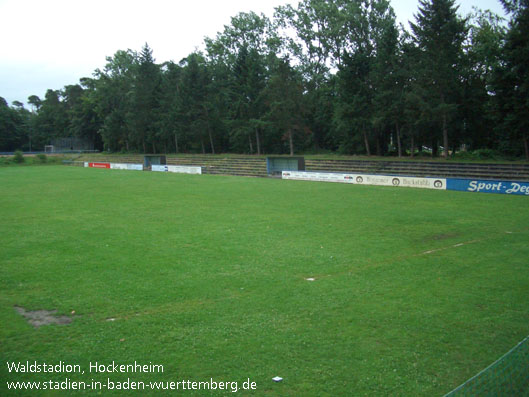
0, 0, 505, 106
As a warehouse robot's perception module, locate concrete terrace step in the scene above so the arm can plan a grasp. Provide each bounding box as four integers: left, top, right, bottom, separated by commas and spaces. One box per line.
305, 159, 529, 181
305, 160, 529, 173
306, 159, 529, 170
305, 164, 529, 177
204, 170, 267, 177
76, 155, 144, 163
168, 161, 266, 168
202, 167, 267, 177
168, 157, 267, 176
168, 157, 266, 164
306, 160, 529, 172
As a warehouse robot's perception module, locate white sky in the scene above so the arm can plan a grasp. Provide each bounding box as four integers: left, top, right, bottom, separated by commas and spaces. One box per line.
0, 0, 505, 106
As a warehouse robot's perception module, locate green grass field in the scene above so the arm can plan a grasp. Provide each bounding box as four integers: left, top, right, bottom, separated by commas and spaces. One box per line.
1, 166, 528, 396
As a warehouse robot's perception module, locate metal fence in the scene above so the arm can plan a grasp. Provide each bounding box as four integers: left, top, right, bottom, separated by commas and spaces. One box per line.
445, 336, 529, 396
50, 137, 94, 152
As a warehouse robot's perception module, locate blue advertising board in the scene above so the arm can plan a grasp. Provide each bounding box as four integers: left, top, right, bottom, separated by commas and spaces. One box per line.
446, 179, 529, 196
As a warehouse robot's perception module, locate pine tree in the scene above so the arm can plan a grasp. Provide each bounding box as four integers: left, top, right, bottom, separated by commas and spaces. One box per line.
264, 58, 306, 155
158, 61, 184, 153
179, 53, 217, 154
495, 0, 529, 159
131, 43, 161, 153
410, 0, 467, 158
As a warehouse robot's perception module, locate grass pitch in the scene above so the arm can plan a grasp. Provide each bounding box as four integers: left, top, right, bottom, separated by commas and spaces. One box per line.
1, 166, 528, 396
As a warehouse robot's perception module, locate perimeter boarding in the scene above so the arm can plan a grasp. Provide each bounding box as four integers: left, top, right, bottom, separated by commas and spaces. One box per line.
282, 171, 529, 196
81, 156, 528, 196
84, 162, 201, 175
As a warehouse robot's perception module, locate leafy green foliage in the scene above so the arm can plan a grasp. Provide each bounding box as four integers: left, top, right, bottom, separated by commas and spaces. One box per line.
0, 97, 31, 152
12, 150, 24, 163
494, 0, 529, 159
410, 0, 468, 158
1, 2, 528, 159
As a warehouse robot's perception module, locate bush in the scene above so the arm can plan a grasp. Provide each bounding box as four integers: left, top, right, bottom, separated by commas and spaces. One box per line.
452, 151, 474, 160
413, 151, 433, 158
36, 153, 47, 163
13, 150, 25, 163
472, 148, 500, 160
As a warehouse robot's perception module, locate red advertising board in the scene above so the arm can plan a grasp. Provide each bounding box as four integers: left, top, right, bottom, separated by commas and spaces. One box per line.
89, 162, 111, 169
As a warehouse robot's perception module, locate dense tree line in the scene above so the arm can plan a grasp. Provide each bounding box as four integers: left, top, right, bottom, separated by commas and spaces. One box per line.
1, 0, 528, 159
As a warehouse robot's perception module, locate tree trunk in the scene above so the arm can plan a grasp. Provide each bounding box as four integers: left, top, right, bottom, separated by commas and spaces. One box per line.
142, 139, 146, 154
248, 134, 253, 154
432, 139, 438, 157
410, 134, 415, 158
208, 128, 215, 154
204, 107, 215, 154
442, 113, 449, 159
376, 135, 381, 157
126, 140, 129, 152
524, 135, 529, 161
288, 129, 294, 156
396, 122, 402, 158
201, 138, 205, 154
255, 128, 261, 155
152, 141, 156, 154
174, 133, 179, 154
363, 130, 371, 156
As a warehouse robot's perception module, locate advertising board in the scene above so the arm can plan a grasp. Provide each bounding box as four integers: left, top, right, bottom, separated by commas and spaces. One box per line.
110, 163, 143, 171
87, 162, 110, 169
282, 171, 446, 190
151, 165, 202, 174
446, 179, 529, 196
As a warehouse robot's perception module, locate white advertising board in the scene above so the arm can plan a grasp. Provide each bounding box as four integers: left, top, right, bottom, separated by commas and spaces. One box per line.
110, 163, 143, 171
151, 165, 202, 174
282, 171, 355, 183
282, 171, 446, 190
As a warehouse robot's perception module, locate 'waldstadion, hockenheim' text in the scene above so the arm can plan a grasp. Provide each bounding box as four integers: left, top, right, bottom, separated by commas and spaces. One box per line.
6, 361, 163, 374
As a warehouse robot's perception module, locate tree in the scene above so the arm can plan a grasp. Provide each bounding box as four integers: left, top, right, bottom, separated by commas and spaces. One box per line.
332, 0, 398, 155
399, 32, 428, 157
31, 89, 69, 147
93, 49, 137, 151
275, 0, 348, 152
274, 0, 338, 75
158, 61, 184, 153
130, 43, 162, 153
27, 95, 42, 113
410, 0, 468, 158
0, 97, 21, 151
335, 50, 374, 154
264, 58, 307, 155
369, 4, 401, 156
65, 80, 103, 151
494, 0, 529, 159
0, 97, 35, 151
460, 9, 506, 151
179, 53, 216, 154
206, 11, 277, 154
229, 44, 269, 154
